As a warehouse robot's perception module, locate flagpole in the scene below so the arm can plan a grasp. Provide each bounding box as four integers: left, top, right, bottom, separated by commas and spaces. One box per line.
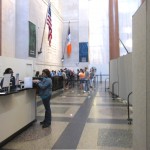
62, 35, 68, 61
38, 0, 50, 54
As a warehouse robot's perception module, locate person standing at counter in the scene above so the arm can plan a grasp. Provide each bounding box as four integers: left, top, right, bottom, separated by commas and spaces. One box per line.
0, 68, 16, 90
33, 69, 52, 128
35, 71, 40, 77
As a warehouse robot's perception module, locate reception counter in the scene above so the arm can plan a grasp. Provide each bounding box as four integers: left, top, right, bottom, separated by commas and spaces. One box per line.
0, 88, 36, 146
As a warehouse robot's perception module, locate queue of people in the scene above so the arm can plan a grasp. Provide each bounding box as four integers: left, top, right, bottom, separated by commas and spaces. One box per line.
33, 66, 95, 129
0, 66, 96, 129
35, 67, 96, 92
78, 67, 96, 93
35, 68, 75, 90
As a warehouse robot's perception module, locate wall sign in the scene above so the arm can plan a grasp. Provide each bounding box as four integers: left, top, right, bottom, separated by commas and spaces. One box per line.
79, 42, 88, 62
29, 21, 36, 58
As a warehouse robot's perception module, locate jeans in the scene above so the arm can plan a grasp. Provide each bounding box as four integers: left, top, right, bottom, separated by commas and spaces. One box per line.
42, 95, 51, 125
90, 78, 94, 87
84, 79, 89, 91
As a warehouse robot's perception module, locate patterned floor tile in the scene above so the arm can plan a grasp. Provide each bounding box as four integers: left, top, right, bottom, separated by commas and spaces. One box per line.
97, 128, 132, 148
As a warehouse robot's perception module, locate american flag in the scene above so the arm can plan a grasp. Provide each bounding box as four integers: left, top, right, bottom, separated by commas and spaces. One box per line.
47, 4, 52, 46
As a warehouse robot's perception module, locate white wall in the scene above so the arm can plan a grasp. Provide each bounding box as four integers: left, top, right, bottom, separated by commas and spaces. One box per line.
147, 0, 150, 149
15, 0, 29, 59
118, 54, 132, 101
109, 59, 118, 95
1, 0, 64, 75
29, 0, 64, 73
0, 56, 33, 80
88, 0, 109, 76
109, 54, 132, 102
1, 0, 109, 75
1, 0, 16, 57
132, 2, 147, 149
78, 0, 89, 70
60, 0, 79, 70
79, 0, 88, 42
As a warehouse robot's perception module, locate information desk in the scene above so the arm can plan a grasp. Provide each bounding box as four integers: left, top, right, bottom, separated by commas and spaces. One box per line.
0, 88, 36, 146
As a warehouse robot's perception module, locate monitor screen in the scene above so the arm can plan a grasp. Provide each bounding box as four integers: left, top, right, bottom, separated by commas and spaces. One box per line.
24, 77, 33, 88
3, 74, 11, 88
15, 73, 19, 86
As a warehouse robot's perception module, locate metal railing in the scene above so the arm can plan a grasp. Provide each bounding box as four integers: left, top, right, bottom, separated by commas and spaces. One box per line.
96, 74, 109, 83
105, 78, 109, 92
127, 92, 133, 124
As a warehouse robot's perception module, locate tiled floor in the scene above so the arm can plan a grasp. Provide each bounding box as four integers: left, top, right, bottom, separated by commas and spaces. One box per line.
1, 82, 133, 150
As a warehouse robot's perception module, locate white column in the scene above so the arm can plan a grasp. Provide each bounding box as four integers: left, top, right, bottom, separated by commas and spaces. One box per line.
15, 0, 29, 59
79, 0, 89, 68
2, 0, 16, 57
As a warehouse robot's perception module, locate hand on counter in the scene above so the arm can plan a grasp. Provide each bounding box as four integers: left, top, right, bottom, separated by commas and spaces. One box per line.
33, 79, 40, 83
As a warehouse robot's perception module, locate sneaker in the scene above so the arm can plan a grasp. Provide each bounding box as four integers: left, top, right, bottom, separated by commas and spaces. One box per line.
90, 86, 93, 89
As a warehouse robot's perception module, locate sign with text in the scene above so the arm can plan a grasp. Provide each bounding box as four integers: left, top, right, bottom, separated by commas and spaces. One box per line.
29, 21, 36, 58
79, 42, 88, 62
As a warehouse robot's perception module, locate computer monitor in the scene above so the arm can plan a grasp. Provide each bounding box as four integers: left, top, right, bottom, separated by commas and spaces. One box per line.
24, 77, 33, 88
15, 73, 19, 86
3, 74, 11, 88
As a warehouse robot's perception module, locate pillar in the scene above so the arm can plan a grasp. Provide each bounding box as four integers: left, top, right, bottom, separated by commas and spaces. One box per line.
109, 0, 119, 60
141, 0, 145, 4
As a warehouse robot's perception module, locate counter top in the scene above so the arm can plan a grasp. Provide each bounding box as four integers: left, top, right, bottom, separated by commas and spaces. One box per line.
0, 88, 33, 96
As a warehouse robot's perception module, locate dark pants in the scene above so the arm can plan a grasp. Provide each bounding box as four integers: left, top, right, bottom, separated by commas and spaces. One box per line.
42, 95, 51, 125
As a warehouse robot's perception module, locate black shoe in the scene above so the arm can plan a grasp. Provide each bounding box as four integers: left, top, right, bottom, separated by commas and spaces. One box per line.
42, 123, 51, 128
40, 121, 45, 125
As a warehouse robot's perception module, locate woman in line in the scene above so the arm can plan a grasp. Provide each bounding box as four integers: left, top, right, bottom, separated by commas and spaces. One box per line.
78, 69, 85, 90
33, 69, 52, 128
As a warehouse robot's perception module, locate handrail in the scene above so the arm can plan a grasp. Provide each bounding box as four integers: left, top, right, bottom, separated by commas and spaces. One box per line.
100, 73, 102, 83
96, 74, 109, 83
112, 81, 119, 100
119, 39, 129, 54
105, 78, 109, 92
127, 92, 133, 124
